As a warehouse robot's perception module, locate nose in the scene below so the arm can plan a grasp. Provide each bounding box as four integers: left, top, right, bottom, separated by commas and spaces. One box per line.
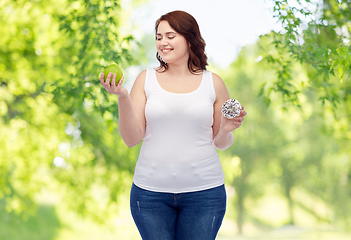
160, 38, 168, 46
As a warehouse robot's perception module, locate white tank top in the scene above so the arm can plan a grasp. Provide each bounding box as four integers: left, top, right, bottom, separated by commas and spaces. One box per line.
133, 68, 224, 193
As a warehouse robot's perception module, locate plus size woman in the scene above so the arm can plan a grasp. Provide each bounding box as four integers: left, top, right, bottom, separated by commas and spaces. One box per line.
100, 10, 247, 240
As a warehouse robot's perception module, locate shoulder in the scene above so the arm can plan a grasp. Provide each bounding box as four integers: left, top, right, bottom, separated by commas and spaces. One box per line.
211, 72, 223, 84
133, 69, 148, 87
130, 69, 148, 94
211, 72, 228, 98
136, 69, 148, 81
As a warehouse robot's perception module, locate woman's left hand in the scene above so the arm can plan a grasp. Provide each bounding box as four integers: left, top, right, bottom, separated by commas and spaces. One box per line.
220, 106, 247, 133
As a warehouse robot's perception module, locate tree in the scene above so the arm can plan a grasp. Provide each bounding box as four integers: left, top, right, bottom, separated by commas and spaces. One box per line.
220, 30, 350, 233
262, 0, 351, 229
263, 0, 351, 108
0, 0, 144, 223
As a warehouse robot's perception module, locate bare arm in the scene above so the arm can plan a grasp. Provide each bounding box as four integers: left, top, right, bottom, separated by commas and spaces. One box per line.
100, 70, 147, 147
212, 73, 247, 150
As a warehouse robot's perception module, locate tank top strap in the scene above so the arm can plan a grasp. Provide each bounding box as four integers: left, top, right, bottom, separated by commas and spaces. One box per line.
144, 68, 159, 97
201, 70, 216, 102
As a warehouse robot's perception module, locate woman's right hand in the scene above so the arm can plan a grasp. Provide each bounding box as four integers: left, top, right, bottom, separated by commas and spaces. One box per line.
100, 72, 128, 97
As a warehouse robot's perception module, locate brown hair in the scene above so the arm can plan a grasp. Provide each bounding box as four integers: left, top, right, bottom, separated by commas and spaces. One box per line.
155, 10, 208, 74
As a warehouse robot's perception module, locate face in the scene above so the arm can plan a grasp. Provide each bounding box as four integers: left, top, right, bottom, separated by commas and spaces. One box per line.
156, 21, 189, 65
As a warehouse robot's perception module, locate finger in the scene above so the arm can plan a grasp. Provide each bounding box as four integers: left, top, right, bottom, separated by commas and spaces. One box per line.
239, 106, 247, 116
235, 117, 244, 122
240, 110, 247, 117
100, 73, 104, 84
118, 76, 124, 86
106, 72, 112, 85
111, 73, 117, 86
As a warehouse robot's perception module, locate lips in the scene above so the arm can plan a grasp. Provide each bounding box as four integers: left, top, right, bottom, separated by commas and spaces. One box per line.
161, 48, 173, 54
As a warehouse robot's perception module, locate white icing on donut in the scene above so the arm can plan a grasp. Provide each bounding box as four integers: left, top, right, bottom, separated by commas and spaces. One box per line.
221, 99, 241, 119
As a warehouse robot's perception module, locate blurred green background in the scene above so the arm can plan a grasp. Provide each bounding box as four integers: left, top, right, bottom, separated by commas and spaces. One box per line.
1, 0, 350, 239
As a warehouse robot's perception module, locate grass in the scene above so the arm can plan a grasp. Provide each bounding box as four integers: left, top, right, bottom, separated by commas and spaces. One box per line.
0, 201, 61, 240
2, 205, 351, 240
1, 188, 351, 240
218, 220, 351, 239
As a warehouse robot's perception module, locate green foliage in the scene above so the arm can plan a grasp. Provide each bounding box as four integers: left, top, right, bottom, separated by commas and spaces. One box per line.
252, 2, 351, 231
1, 0, 350, 235
264, 0, 351, 108
220, 31, 351, 232
0, 0, 143, 223
0, 200, 61, 240
52, 0, 139, 116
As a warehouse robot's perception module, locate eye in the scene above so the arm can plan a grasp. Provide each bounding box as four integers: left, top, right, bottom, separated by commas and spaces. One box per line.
168, 36, 175, 39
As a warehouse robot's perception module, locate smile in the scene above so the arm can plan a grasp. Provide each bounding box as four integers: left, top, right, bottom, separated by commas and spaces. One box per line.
161, 49, 173, 53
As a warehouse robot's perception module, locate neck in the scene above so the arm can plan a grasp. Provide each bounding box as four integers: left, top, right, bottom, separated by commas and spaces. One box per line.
167, 63, 190, 76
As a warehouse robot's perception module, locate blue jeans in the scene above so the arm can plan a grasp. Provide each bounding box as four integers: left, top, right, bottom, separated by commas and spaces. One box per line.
130, 183, 226, 240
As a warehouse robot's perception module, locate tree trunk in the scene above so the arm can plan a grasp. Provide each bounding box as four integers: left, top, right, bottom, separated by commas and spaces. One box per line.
286, 186, 295, 225
237, 195, 244, 234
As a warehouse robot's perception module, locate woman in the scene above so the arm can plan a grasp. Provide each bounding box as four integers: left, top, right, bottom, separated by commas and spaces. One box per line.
100, 10, 246, 240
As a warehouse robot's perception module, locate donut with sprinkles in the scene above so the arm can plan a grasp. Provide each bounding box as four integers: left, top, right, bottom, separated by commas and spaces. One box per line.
221, 99, 242, 119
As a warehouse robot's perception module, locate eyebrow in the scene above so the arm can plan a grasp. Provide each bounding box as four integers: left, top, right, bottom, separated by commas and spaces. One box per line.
156, 32, 177, 35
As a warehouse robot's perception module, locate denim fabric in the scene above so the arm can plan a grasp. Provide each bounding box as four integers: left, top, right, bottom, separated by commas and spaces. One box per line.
130, 183, 226, 240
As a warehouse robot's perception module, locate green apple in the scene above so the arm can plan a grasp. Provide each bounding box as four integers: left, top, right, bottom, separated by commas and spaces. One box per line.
103, 64, 123, 85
